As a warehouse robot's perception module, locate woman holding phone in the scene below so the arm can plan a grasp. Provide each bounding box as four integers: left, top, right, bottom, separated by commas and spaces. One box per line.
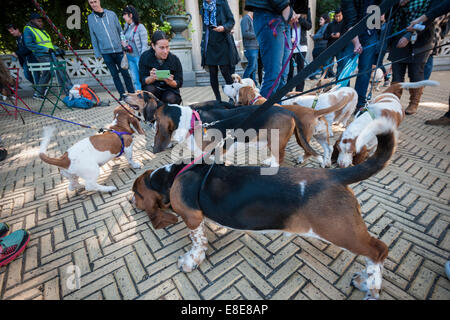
139, 31, 183, 104
201, 0, 239, 102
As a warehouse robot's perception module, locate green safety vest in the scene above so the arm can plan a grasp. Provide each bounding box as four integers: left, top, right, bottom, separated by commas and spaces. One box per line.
24, 25, 55, 51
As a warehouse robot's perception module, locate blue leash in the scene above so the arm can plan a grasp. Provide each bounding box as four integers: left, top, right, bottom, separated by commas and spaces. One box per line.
311, 28, 407, 79
0, 100, 105, 132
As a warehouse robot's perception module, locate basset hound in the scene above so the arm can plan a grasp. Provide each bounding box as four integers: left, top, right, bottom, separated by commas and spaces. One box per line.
332, 80, 439, 168
39, 106, 145, 193
130, 118, 399, 300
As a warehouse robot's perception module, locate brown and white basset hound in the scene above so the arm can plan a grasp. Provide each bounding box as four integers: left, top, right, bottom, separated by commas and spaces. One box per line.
130, 118, 398, 300
124, 91, 319, 168
332, 80, 439, 168
228, 84, 354, 168
39, 106, 145, 193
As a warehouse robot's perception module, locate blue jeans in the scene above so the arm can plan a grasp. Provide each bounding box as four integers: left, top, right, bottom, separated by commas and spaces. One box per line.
102, 52, 135, 98
243, 49, 259, 82
424, 55, 433, 80
353, 31, 378, 106
253, 10, 290, 97
127, 54, 141, 91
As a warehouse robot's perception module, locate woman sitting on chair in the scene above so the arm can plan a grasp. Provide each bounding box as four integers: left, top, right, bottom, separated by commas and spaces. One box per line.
138, 31, 183, 104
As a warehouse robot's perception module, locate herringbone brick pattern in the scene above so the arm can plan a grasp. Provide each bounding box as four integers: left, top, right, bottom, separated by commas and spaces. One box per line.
0, 72, 448, 300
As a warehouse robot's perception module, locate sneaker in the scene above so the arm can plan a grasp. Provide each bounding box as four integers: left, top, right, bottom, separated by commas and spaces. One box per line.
445, 261, 450, 281
0, 229, 30, 268
0, 223, 9, 238
32, 93, 44, 101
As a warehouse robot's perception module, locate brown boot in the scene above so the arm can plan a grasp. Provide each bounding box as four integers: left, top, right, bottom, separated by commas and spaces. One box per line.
405, 87, 424, 115
383, 82, 403, 99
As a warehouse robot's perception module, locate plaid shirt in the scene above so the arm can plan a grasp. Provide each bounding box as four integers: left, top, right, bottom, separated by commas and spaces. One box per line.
393, 0, 431, 33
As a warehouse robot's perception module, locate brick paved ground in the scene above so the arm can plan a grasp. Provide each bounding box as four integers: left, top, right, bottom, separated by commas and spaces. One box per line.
0, 72, 448, 300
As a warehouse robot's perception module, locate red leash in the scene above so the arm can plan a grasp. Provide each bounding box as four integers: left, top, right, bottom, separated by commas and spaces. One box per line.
266, 21, 299, 99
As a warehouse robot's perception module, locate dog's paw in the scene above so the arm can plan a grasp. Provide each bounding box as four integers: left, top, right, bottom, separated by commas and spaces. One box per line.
296, 155, 304, 164
178, 250, 205, 273
351, 272, 368, 292
102, 185, 118, 193
130, 162, 141, 169
68, 183, 84, 191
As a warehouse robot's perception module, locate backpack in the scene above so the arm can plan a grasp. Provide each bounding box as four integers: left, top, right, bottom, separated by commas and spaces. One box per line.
79, 84, 100, 106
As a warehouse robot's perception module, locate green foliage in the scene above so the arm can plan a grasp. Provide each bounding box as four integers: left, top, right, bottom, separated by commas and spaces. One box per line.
0, 0, 184, 53
316, 0, 341, 28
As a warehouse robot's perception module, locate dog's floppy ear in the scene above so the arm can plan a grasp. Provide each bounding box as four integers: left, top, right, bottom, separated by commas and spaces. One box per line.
353, 145, 369, 165
130, 115, 145, 134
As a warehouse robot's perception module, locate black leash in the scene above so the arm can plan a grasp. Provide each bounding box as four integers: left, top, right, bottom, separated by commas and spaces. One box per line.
279, 42, 449, 104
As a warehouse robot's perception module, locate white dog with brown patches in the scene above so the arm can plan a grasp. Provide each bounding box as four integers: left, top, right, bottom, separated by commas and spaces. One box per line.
231, 73, 257, 89
333, 80, 439, 168
39, 106, 145, 193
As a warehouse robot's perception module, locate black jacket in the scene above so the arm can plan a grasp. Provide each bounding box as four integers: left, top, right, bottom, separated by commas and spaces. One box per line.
15, 34, 36, 66
200, 0, 239, 66
324, 20, 347, 47
341, 0, 382, 32
139, 48, 183, 93
245, 0, 290, 14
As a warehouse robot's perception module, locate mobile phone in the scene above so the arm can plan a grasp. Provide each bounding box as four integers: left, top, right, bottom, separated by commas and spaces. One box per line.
156, 70, 171, 80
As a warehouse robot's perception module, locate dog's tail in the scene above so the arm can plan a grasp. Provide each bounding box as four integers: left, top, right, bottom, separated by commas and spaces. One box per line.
399, 80, 439, 89
39, 126, 70, 168
332, 118, 397, 185
292, 115, 319, 157
312, 92, 353, 118
383, 80, 439, 97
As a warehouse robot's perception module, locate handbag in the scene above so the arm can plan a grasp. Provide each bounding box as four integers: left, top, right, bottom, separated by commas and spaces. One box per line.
120, 53, 129, 70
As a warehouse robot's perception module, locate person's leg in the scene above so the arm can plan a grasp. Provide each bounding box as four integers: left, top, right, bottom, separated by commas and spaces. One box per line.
405, 61, 426, 115
142, 84, 163, 100
354, 32, 378, 106
22, 62, 34, 84
287, 53, 296, 83
102, 53, 125, 98
161, 90, 182, 105
34, 55, 52, 96
423, 55, 433, 81
257, 50, 263, 86
244, 49, 258, 82
209, 65, 221, 101
253, 11, 287, 97
113, 52, 135, 94
219, 64, 233, 84
295, 52, 305, 92
277, 24, 291, 91
128, 54, 142, 91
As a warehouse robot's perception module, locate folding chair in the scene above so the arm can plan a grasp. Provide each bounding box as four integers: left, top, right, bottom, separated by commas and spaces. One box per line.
28, 60, 71, 115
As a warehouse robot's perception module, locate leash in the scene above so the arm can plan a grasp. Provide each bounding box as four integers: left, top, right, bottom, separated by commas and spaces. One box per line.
31, 0, 141, 123
278, 42, 449, 104
0, 101, 110, 132
266, 22, 299, 99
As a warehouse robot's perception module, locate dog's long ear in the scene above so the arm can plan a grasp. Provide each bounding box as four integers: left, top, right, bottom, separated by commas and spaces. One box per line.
130, 115, 145, 134
353, 145, 369, 165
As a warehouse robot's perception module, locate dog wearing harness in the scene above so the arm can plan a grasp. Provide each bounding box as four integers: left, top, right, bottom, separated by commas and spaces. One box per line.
39, 106, 145, 193
130, 118, 398, 300
332, 80, 439, 168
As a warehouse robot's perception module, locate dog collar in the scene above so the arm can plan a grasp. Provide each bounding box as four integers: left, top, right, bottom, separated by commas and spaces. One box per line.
250, 95, 263, 105
187, 110, 205, 138
358, 106, 376, 120
109, 130, 132, 157
311, 94, 319, 109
